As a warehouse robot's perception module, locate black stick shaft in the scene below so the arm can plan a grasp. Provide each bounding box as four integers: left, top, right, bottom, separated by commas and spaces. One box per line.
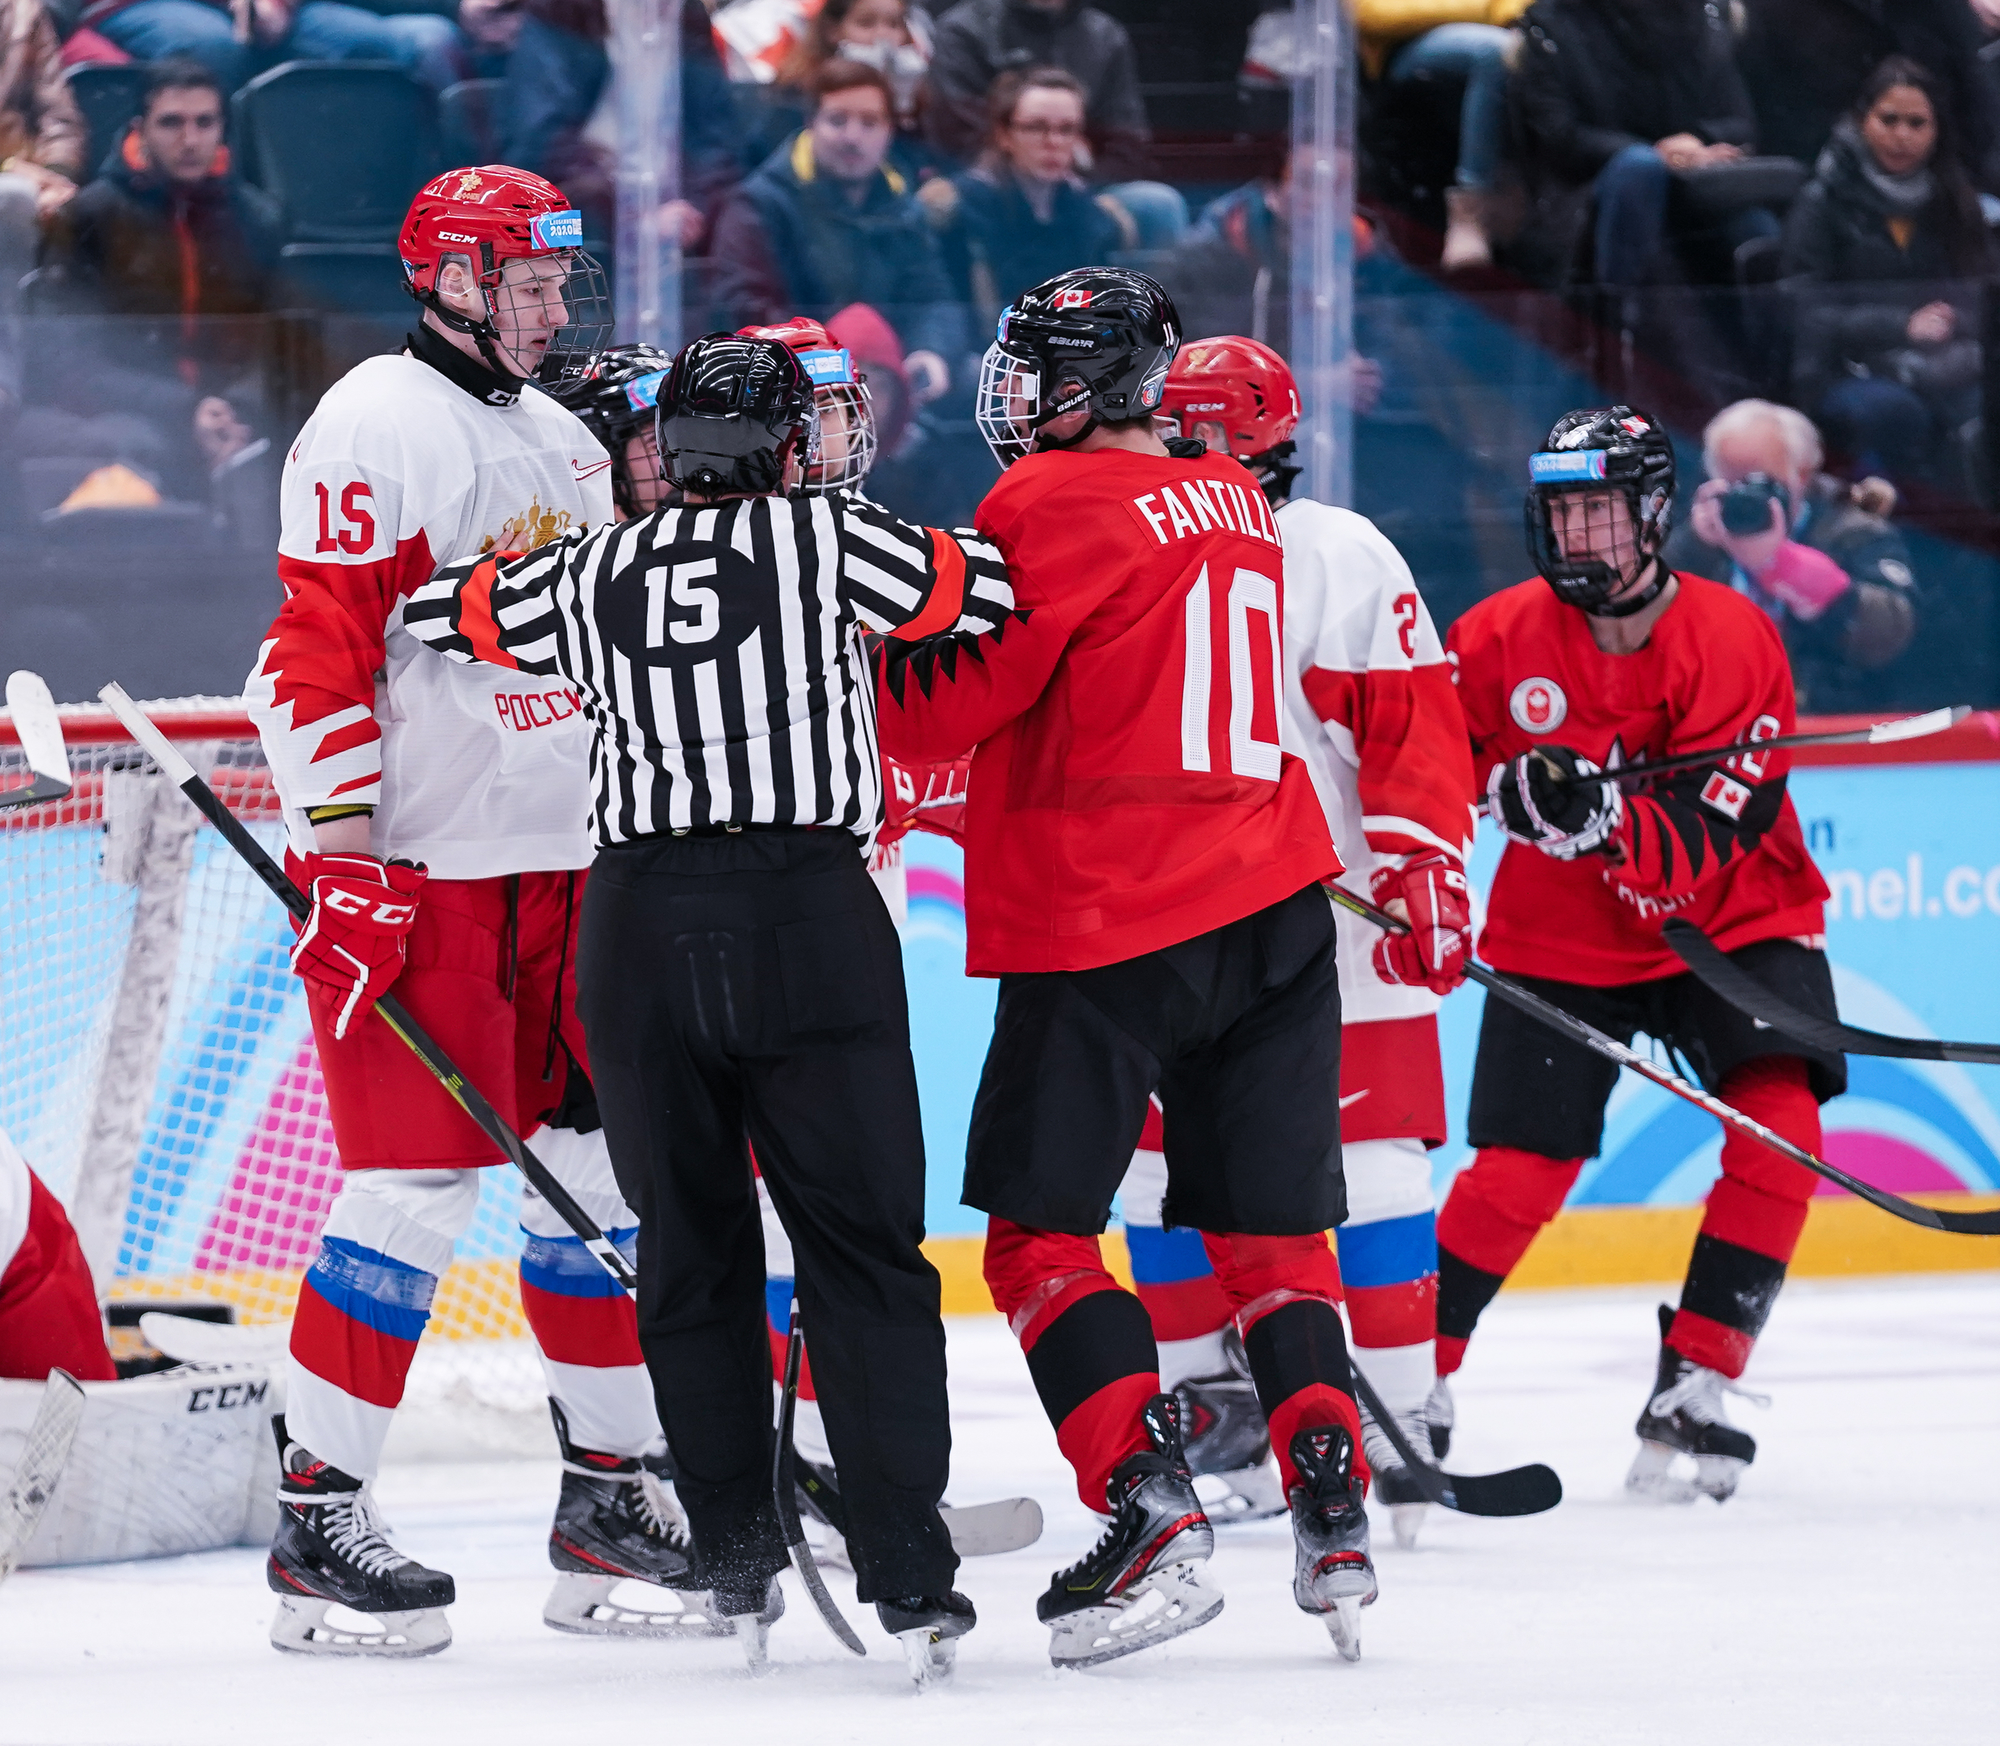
99, 685, 638, 1294
1324, 883, 2000, 1236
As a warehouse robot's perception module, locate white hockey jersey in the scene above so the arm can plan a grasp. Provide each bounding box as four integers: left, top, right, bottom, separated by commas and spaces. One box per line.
244, 352, 615, 879
1278, 499, 1477, 1143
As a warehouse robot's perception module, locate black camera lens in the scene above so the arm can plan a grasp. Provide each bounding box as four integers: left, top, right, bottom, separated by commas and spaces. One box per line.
1719, 472, 1790, 537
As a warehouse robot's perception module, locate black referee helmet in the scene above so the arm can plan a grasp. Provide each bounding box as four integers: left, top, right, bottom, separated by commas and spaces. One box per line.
656, 332, 820, 497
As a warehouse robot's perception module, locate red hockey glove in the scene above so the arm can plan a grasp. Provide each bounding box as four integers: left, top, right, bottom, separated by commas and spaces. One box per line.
1486, 745, 1622, 860
290, 853, 428, 1040
1369, 851, 1471, 994
881, 753, 972, 845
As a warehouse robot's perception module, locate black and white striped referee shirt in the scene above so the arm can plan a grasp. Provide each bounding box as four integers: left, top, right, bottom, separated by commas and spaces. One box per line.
404, 493, 1012, 845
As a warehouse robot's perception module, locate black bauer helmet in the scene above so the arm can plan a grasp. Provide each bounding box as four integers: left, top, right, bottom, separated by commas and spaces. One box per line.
1524, 405, 1678, 618
656, 332, 820, 497
976, 266, 1181, 467
546, 342, 676, 517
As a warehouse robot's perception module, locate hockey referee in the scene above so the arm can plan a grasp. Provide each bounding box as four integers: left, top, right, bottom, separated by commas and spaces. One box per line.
405, 332, 1012, 1657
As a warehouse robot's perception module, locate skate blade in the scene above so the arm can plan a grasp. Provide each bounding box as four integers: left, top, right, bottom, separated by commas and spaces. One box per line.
897, 1627, 958, 1691
733, 1612, 774, 1674
1693, 1454, 1747, 1502
1322, 1596, 1363, 1663
1047, 1561, 1225, 1670
270, 1595, 451, 1658
1389, 1504, 1427, 1550
542, 1572, 731, 1639
1194, 1462, 1289, 1525
1625, 1440, 1706, 1506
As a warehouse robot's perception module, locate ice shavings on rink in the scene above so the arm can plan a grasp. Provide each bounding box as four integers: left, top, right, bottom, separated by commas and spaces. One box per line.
3, 1276, 1995, 1746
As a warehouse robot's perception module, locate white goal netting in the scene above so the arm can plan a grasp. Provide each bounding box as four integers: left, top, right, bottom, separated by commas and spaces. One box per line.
0, 699, 551, 1454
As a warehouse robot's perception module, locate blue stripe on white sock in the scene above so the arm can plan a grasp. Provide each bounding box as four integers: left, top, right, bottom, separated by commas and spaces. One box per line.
1335, 1210, 1437, 1290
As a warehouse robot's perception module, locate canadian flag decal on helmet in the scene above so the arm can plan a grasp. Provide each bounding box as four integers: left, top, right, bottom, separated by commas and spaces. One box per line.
1053, 287, 1093, 310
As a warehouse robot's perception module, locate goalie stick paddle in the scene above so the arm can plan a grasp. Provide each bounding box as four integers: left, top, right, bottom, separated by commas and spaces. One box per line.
1661, 918, 2000, 1066
1324, 884, 2000, 1236
97, 683, 639, 1296
0, 1369, 85, 1583
1550, 706, 1970, 787
2, 671, 72, 810
1345, 1363, 1561, 1518
775, 1308, 867, 1655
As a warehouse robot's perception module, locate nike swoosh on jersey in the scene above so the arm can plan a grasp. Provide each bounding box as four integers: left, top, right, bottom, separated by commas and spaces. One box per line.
1339, 1089, 1370, 1110
571, 457, 612, 480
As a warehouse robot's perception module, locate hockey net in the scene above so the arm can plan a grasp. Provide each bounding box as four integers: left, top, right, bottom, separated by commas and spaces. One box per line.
0, 699, 551, 1454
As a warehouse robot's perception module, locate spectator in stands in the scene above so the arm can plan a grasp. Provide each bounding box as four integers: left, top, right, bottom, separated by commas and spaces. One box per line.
1781, 56, 1996, 487
1356, 0, 1530, 273
1511, 0, 1767, 293
1738, 0, 1993, 194
925, 0, 1149, 184
35, 58, 277, 487
78, 0, 282, 94
709, 59, 960, 401
288, 0, 517, 95
0, 0, 85, 387
924, 66, 1128, 327
1666, 398, 1917, 709
741, 0, 940, 180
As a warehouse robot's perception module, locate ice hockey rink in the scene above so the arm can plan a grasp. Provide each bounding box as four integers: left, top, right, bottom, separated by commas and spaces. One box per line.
2, 1274, 1994, 1746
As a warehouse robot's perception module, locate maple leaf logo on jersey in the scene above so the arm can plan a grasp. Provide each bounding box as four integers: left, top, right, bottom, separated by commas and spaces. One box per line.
1509, 676, 1567, 733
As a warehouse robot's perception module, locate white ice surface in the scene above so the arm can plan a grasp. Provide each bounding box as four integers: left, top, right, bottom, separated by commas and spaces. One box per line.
3, 1277, 1995, 1745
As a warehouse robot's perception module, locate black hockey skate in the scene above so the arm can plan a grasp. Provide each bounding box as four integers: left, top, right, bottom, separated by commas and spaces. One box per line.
1358, 1393, 1432, 1549
1288, 1424, 1377, 1663
1627, 1305, 1768, 1504
877, 1590, 977, 1689
543, 1401, 727, 1638
1175, 1328, 1286, 1523
266, 1416, 454, 1657
1037, 1393, 1223, 1670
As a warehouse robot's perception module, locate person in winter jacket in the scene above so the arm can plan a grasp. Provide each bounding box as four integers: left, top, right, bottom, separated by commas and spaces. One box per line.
36, 58, 278, 481
1663, 397, 1918, 711
709, 58, 962, 399
1780, 55, 1997, 486
0, 0, 85, 416
1356, 0, 1530, 273
1511, 0, 1765, 291
924, 65, 1127, 328
923, 0, 1150, 183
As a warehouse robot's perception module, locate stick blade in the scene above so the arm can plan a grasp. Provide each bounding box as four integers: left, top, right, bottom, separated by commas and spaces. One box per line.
1867, 706, 1967, 744
1432, 1461, 1564, 1518
2, 671, 71, 809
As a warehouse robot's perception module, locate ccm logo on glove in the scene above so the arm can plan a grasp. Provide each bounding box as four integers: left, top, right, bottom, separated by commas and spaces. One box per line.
291, 852, 429, 1040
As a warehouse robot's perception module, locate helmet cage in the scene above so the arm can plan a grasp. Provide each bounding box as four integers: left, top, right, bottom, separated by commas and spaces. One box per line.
418, 242, 613, 384
1525, 455, 1674, 617
795, 348, 877, 496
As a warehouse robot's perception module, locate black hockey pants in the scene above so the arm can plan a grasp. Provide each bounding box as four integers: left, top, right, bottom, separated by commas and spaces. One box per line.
575, 827, 957, 1604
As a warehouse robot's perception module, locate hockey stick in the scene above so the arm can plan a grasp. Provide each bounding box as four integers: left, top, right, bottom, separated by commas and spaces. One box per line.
0, 1370, 85, 1583
1345, 1363, 1561, 1518
791, 1449, 1045, 1557
775, 1308, 866, 1655
1661, 918, 2000, 1066
1, 672, 72, 810
1548, 706, 1970, 787
97, 683, 639, 1295
1324, 884, 2000, 1236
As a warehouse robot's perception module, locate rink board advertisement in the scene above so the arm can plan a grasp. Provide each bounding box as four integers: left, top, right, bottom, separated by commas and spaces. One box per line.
1, 763, 1995, 1304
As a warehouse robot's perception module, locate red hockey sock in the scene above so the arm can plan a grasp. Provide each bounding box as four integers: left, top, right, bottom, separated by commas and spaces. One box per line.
1671, 1058, 1820, 1378
1436, 1147, 1585, 1278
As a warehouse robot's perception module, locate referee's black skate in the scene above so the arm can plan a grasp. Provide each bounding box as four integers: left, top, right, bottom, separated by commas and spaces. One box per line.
877, 1590, 976, 1689
1175, 1329, 1286, 1523
1288, 1423, 1377, 1663
1037, 1393, 1222, 1670
543, 1401, 725, 1638
266, 1416, 454, 1658
1627, 1305, 1768, 1504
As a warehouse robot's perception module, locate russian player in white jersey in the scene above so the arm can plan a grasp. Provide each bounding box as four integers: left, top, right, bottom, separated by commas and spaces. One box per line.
1120, 338, 1477, 1545
243, 166, 699, 1657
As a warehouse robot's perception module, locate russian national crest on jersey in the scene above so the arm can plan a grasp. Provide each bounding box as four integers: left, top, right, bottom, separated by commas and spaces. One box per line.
1508, 676, 1567, 733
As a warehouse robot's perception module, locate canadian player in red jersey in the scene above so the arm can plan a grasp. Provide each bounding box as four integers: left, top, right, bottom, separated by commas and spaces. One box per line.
876, 268, 1379, 1665
243, 167, 703, 1658
1439, 406, 1845, 1504
1117, 336, 1474, 1549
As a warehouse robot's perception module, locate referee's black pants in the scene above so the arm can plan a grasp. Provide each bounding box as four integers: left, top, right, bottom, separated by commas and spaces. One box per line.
574, 826, 957, 1605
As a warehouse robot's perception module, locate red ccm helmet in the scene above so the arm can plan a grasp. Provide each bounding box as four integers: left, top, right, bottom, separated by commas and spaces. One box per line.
1159, 335, 1302, 501
736, 316, 877, 495
399, 164, 612, 385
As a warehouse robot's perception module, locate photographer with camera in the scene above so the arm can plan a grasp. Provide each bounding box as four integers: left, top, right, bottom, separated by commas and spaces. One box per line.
1664, 397, 1916, 711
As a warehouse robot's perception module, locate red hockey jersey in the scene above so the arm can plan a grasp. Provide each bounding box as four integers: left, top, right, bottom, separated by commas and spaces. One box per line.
1449, 573, 1829, 986
876, 446, 1339, 974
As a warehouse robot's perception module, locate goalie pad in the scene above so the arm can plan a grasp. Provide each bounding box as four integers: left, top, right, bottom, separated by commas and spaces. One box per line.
0, 1361, 278, 1566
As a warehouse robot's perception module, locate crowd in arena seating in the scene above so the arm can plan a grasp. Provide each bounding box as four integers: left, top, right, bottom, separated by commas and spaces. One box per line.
0, 0, 1994, 710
